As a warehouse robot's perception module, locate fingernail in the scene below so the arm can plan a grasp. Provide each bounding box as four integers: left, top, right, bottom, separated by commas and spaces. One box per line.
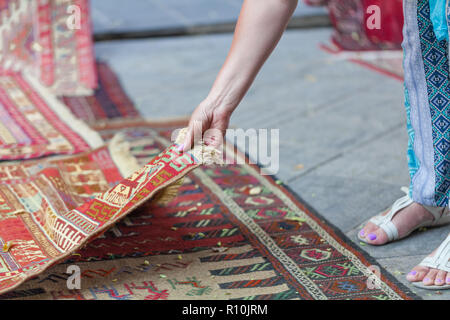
368, 233, 376, 241
177, 143, 184, 152
359, 230, 365, 237
408, 271, 417, 276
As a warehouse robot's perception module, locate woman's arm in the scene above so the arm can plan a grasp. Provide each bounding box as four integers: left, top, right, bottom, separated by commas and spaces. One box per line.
183, 0, 298, 150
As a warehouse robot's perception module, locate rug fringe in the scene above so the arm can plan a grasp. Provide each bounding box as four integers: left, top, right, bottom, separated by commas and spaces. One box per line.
108, 133, 141, 178
150, 177, 185, 205
175, 128, 223, 166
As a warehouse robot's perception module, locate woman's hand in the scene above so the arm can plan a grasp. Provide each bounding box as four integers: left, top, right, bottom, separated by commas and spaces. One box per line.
181, 0, 298, 152
182, 100, 232, 151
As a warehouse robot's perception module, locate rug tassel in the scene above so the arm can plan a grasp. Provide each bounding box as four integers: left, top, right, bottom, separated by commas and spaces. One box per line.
150, 177, 184, 205
150, 128, 223, 205
108, 132, 141, 178
174, 127, 223, 166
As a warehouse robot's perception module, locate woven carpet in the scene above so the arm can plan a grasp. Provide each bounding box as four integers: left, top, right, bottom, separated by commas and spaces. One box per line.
305, 0, 403, 51
0, 0, 97, 96
0, 121, 216, 295
320, 42, 404, 81
0, 119, 419, 300
0, 69, 103, 160
61, 62, 141, 124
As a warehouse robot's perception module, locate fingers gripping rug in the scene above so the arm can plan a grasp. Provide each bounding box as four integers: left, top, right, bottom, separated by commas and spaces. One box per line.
0, 119, 419, 300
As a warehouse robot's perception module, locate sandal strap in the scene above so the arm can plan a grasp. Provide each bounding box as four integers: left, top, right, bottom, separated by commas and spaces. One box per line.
423, 204, 449, 222
419, 234, 450, 272
406, 186, 449, 222
369, 187, 450, 242
369, 193, 413, 241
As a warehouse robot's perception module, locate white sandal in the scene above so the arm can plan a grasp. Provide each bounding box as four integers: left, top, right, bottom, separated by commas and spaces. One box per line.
358, 187, 450, 244
411, 233, 450, 290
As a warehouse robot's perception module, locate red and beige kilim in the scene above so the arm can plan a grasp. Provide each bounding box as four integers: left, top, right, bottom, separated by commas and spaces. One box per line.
0, 124, 214, 295
0, 0, 97, 95
61, 62, 141, 124
0, 1, 417, 299
0, 70, 103, 160
0, 120, 419, 300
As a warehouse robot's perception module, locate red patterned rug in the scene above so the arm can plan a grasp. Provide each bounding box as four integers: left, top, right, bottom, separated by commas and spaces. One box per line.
0, 121, 215, 295
305, 0, 403, 51
0, 0, 97, 96
0, 69, 103, 160
0, 119, 420, 300
61, 62, 141, 124
320, 42, 403, 82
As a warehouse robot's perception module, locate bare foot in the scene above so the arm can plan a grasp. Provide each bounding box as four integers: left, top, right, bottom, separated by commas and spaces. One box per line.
358, 202, 434, 245
406, 245, 450, 287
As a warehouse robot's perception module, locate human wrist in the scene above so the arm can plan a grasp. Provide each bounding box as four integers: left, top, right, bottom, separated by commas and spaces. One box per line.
202, 93, 238, 116
204, 68, 251, 115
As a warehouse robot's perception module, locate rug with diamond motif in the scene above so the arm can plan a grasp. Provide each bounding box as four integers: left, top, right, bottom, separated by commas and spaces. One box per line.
0, 119, 420, 300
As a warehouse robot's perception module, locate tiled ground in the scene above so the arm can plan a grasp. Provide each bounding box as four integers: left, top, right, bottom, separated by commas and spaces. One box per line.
91, 0, 326, 34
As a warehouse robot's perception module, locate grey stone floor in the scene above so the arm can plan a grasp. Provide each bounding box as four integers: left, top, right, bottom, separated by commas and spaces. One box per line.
91, 0, 326, 34
94, 28, 450, 300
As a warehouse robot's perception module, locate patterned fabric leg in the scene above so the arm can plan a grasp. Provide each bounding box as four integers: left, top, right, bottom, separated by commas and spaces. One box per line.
403, 0, 450, 207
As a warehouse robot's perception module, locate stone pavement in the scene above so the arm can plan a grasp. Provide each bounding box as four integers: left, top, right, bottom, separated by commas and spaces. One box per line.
92, 3, 450, 300
91, 0, 326, 34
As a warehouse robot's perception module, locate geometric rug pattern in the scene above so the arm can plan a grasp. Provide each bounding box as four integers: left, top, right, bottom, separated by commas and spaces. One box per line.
0, 120, 420, 300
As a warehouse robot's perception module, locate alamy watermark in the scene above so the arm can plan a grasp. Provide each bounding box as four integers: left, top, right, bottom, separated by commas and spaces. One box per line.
66, 5, 81, 30
366, 265, 382, 290
366, 5, 381, 30
171, 123, 280, 175
66, 265, 81, 290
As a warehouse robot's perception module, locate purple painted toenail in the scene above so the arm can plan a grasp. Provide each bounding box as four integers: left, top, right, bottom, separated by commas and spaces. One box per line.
424, 278, 431, 283
359, 230, 365, 237
408, 271, 417, 276
368, 233, 376, 241
446, 278, 450, 284
436, 279, 443, 283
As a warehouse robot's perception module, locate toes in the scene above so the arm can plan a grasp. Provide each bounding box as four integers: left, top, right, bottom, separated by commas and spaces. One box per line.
364, 227, 389, 245
422, 269, 439, 286
434, 270, 447, 286
406, 266, 429, 282
363, 222, 379, 234
358, 208, 396, 244
358, 222, 378, 239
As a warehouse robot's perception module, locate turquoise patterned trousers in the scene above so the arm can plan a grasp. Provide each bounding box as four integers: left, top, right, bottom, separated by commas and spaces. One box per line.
403, 0, 450, 207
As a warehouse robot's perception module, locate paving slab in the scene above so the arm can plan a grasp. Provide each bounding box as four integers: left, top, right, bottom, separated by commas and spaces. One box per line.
91, 0, 327, 34
287, 126, 411, 232
94, 28, 450, 299
95, 29, 406, 181
290, 174, 404, 232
